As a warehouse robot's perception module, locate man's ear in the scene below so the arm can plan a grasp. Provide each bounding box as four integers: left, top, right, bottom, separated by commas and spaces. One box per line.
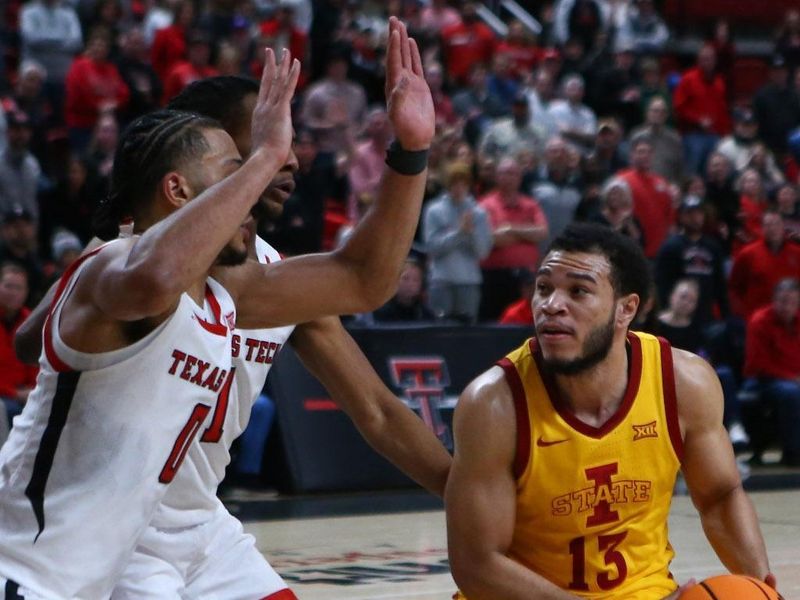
617, 293, 640, 328
161, 171, 193, 209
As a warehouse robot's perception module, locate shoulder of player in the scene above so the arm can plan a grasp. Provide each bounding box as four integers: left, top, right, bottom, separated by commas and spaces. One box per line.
670, 346, 723, 425
455, 366, 517, 444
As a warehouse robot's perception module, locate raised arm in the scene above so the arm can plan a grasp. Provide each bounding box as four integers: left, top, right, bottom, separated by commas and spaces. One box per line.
85, 50, 299, 322
445, 368, 579, 600
676, 349, 773, 581
224, 18, 436, 329
290, 316, 451, 496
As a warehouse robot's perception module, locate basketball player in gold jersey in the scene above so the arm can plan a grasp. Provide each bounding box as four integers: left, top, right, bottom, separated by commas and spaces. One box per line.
445, 224, 775, 599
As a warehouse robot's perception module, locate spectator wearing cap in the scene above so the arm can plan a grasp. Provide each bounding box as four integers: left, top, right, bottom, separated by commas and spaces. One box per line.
423, 162, 493, 324
478, 93, 544, 162
530, 136, 583, 252
300, 48, 367, 157
730, 211, 800, 319
479, 157, 549, 320
588, 118, 628, 181
440, 2, 496, 86
673, 45, 731, 175
716, 108, 784, 186
742, 278, 800, 466
0, 112, 41, 227
630, 96, 684, 184
19, 0, 83, 105
547, 74, 597, 154
618, 135, 676, 259
150, 1, 194, 83
0, 208, 44, 304
614, 0, 669, 55
498, 268, 535, 326
655, 194, 729, 328
64, 26, 130, 153
162, 29, 218, 105
0, 263, 37, 436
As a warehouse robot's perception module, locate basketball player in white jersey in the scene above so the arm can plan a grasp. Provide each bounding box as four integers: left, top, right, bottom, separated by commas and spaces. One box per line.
104, 64, 450, 597
1, 20, 436, 599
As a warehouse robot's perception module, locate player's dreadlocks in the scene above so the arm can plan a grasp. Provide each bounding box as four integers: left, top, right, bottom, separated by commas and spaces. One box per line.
93, 110, 220, 240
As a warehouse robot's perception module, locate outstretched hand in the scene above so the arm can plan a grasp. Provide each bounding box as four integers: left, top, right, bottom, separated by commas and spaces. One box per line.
251, 48, 300, 165
384, 17, 435, 151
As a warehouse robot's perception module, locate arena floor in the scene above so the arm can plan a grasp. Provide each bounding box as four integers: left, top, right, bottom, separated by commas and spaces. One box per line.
231, 487, 800, 599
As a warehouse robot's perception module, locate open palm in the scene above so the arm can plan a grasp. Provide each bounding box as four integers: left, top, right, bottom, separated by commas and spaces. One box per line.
384, 17, 435, 152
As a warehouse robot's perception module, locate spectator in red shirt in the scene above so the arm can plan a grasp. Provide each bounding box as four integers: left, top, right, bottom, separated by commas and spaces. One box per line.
162, 30, 219, 105
498, 267, 535, 325
618, 135, 676, 259
0, 263, 37, 433
479, 157, 549, 320
729, 211, 800, 319
64, 26, 130, 153
441, 2, 496, 85
743, 278, 800, 466
150, 0, 194, 83
673, 45, 731, 175
494, 20, 540, 81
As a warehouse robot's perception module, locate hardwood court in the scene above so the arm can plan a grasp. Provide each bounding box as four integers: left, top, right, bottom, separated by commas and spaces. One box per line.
242, 490, 800, 600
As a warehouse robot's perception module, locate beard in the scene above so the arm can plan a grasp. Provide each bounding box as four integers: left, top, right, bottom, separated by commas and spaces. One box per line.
216, 243, 248, 266
538, 310, 616, 376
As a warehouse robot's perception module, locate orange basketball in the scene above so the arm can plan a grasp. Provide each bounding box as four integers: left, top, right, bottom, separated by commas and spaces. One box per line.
680, 574, 783, 599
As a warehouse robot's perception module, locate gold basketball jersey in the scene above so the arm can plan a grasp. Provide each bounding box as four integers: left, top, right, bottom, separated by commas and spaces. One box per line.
456, 331, 682, 600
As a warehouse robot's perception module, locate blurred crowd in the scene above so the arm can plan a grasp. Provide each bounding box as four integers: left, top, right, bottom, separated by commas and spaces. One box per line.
0, 0, 800, 463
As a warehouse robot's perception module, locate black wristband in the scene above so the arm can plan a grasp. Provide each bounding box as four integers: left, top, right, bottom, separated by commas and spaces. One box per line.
385, 140, 429, 175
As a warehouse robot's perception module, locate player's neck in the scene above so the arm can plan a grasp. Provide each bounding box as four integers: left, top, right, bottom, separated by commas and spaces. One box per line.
554, 341, 630, 427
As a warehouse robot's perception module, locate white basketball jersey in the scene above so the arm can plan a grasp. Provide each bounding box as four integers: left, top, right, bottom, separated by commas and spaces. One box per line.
0, 243, 236, 599
152, 236, 295, 528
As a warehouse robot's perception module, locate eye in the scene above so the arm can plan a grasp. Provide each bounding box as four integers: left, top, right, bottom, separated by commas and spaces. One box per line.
571, 286, 590, 296
536, 282, 551, 294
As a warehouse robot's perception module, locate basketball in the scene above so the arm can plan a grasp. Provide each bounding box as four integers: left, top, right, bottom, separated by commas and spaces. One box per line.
680, 575, 783, 599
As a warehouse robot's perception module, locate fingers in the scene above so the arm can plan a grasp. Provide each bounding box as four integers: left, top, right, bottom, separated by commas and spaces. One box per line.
282, 58, 301, 104
398, 18, 411, 70
386, 18, 401, 80
258, 47, 276, 105
409, 37, 423, 77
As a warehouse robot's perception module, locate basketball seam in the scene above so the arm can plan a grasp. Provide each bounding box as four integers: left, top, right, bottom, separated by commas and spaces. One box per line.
745, 577, 774, 600
699, 581, 720, 600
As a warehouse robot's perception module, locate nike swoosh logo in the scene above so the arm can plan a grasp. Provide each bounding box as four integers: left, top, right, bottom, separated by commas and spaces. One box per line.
536, 437, 569, 447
